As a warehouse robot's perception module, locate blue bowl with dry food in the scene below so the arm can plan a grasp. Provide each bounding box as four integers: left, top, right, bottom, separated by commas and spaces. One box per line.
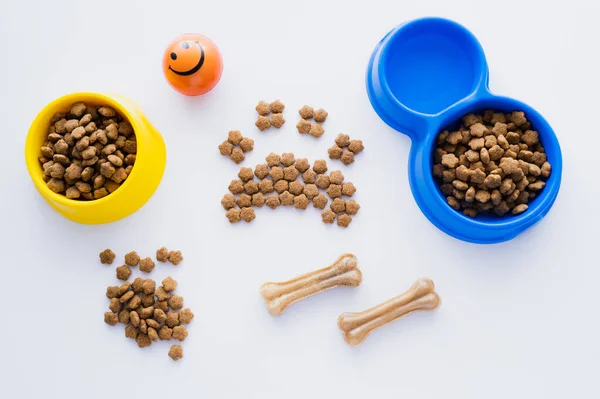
366, 17, 562, 244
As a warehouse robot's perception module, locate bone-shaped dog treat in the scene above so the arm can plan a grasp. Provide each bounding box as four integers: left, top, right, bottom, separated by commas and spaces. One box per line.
337, 278, 440, 346
260, 254, 362, 316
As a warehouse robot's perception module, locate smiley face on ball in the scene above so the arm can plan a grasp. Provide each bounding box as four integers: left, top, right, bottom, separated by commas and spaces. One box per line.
162, 33, 223, 96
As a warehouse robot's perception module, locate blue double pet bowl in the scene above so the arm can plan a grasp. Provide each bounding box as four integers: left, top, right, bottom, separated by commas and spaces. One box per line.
367, 17, 562, 244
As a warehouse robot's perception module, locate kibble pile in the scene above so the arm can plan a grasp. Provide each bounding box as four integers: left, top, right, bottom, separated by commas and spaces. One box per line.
221, 153, 360, 227
255, 100, 286, 131
39, 102, 137, 200
328, 133, 364, 166
100, 248, 190, 361
433, 110, 552, 217
296, 105, 328, 138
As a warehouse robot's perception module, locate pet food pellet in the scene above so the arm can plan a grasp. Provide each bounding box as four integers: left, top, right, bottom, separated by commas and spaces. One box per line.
244, 181, 259, 195
118, 310, 130, 324
132, 277, 144, 293
241, 207, 256, 222
119, 291, 135, 304
271, 113, 286, 128
128, 311, 139, 328
341, 182, 356, 197
142, 279, 156, 295
252, 193, 266, 207
229, 180, 244, 195
314, 108, 328, 123
313, 194, 328, 209
125, 251, 140, 267
148, 327, 159, 342
154, 301, 169, 312
328, 144, 343, 160
106, 286, 120, 299
348, 140, 364, 154
119, 282, 132, 296
158, 325, 173, 340
172, 325, 188, 342
289, 181, 304, 196
256, 101, 270, 116
141, 294, 155, 307
326, 184, 342, 199
259, 179, 274, 194
256, 116, 271, 131
156, 247, 169, 263
136, 333, 151, 348
296, 119, 311, 134
139, 257, 155, 273
169, 250, 183, 265
299, 105, 314, 119
302, 169, 317, 184
294, 194, 310, 210
228, 130, 243, 145
337, 213, 352, 227
116, 265, 131, 281
255, 164, 270, 179
274, 180, 289, 194
169, 345, 184, 361
124, 324, 139, 339
166, 312, 180, 328
155, 286, 171, 301
239, 137, 254, 152
281, 153, 295, 167
99, 249, 116, 264
329, 170, 344, 185
335, 133, 351, 148
313, 160, 328, 174
346, 200, 360, 215
109, 298, 122, 313
221, 194, 236, 210
266, 195, 281, 209
127, 295, 141, 310
322, 209, 336, 224
270, 166, 284, 181
330, 198, 346, 213
179, 308, 195, 324
104, 312, 118, 326
230, 148, 245, 164
303, 184, 319, 199
265, 153, 281, 167
270, 100, 285, 113
279, 191, 295, 206
295, 158, 310, 173
283, 166, 299, 181
140, 306, 155, 320
309, 124, 324, 138
140, 319, 148, 333
341, 150, 355, 165
316, 174, 330, 189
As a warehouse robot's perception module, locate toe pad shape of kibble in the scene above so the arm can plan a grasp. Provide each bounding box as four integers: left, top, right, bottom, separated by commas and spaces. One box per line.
255, 100, 286, 131
296, 105, 327, 138
433, 111, 552, 217
222, 153, 360, 227
328, 133, 364, 166
40, 102, 136, 200
219, 130, 254, 164
102, 248, 190, 360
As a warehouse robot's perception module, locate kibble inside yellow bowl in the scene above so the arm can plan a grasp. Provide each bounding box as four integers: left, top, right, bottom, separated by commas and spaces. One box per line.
25, 92, 166, 224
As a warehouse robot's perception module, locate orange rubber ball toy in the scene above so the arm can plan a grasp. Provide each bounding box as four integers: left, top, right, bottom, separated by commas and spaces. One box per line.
162, 33, 223, 96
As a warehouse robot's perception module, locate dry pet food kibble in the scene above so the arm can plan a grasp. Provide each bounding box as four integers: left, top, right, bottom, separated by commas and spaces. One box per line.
219, 130, 254, 164
297, 105, 328, 138
99, 249, 116, 264
40, 102, 137, 200
256, 100, 286, 131
330, 133, 364, 166
103, 269, 194, 360
432, 110, 552, 218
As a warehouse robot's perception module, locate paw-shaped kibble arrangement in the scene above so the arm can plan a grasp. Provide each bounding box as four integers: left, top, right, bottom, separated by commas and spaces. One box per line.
218, 130, 254, 164
221, 153, 360, 228
296, 105, 328, 138
255, 100, 286, 131
328, 133, 364, 166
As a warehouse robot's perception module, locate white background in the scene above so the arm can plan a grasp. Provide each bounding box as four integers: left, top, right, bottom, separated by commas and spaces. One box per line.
1, 0, 598, 398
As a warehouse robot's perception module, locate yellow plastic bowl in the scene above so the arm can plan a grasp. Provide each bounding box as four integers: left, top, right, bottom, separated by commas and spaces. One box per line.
25, 92, 167, 224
